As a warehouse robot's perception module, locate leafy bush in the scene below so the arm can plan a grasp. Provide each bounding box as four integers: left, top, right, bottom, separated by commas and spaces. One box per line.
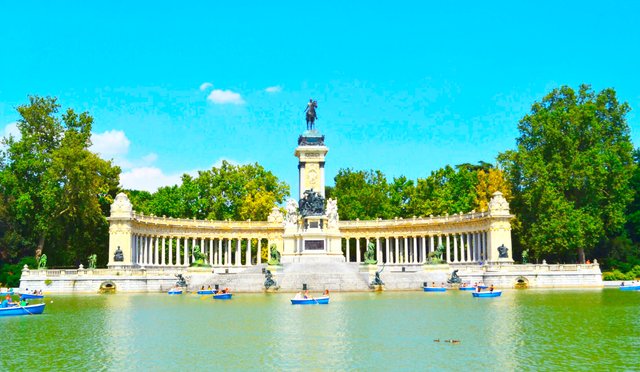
602, 270, 626, 281
602, 266, 640, 281
0, 257, 37, 287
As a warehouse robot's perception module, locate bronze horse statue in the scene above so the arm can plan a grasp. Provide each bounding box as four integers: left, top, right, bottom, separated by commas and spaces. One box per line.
305, 99, 318, 130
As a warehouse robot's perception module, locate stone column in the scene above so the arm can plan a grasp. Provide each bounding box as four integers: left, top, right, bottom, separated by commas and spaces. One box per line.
394, 237, 399, 264
385, 237, 390, 264
107, 193, 135, 268
464, 233, 469, 263
236, 239, 241, 266
226, 239, 231, 266
356, 238, 361, 264
452, 234, 457, 263
154, 236, 159, 266
141, 236, 146, 265
160, 236, 165, 265
257, 238, 262, 265
176, 237, 181, 266
345, 238, 350, 263
183, 237, 189, 267
487, 191, 514, 263
421, 236, 427, 263
413, 236, 418, 263
246, 238, 251, 266
376, 237, 381, 263
192, 237, 197, 262
209, 238, 214, 266
168, 237, 173, 266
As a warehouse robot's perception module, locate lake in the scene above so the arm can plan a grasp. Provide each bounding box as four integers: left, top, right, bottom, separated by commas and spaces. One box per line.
2, 289, 639, 371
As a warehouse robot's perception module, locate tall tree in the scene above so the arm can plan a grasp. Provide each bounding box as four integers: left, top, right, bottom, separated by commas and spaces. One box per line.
0, 96, 120, 266
135, 161, 289, 221
499, 85, 634, 263
332, 169, 394, 220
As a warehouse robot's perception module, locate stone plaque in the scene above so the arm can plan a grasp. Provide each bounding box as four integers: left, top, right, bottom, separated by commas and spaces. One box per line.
304, 240, 325, 250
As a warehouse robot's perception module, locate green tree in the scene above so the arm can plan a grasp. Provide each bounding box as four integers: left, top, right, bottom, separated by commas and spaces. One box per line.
332, 169, 394, 220
499, 85, 634, 263
139, 161, 289, 221
409, 165, 478, 217
0, 96, 120, 266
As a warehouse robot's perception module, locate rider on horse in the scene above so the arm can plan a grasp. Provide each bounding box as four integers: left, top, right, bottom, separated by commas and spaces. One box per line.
305, 99, 318, 130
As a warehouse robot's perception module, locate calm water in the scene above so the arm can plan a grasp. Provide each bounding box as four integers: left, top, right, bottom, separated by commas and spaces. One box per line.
1, 290, 639, 371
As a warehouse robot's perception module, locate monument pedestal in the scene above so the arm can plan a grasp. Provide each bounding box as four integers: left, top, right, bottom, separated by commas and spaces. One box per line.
282, 215, 345, 264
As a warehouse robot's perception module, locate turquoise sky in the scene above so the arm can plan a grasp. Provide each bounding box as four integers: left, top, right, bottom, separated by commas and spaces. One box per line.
1, 1, 639, 192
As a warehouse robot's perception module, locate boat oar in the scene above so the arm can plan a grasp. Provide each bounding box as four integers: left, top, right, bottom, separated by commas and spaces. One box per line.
18, 304, 34, 315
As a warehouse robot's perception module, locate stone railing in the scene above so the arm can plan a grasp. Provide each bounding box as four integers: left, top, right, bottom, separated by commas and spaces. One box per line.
453, 261, 600, 273
338, 211, 491, 228
132, 212, 283, 230
21, 265, 184, 278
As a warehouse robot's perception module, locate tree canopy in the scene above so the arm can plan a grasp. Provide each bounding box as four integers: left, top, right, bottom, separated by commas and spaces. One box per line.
127, 161, 290, 221
499, 85, 634, 263
0, 96, 121, 267
331, 163, 511, 220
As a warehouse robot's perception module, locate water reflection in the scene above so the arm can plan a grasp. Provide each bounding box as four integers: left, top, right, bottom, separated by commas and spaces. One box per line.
2, 289, 640, 371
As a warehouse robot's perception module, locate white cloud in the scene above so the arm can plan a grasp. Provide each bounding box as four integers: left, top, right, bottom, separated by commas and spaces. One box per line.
141, 153, 158, 164
91, 130, 130, 158
2, 122, 20, 141
199, 82, 213, 91
265, 86, 282, 93
207, 89, 245, 105
120, 167, 184, 192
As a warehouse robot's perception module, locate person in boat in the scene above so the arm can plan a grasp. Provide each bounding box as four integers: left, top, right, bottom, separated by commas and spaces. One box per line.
303, 290, 310, 299
431, 282, 435, 287
1, 295, 14, 308
489, 284, 495, 292
207, 285, 212, 290
294, 291, 303, 300
19, 298, 28, 307
323, 289, 329, 296
201, 286, 205, 290
476, 286, 482, 292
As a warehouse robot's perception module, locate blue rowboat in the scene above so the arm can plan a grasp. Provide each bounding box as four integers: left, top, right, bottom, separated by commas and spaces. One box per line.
197, 290, 216, 295
619, 285, 640, 291
423, 287, 447, 292
20, 293, 44, 299
0, 291, 14, 296
460, 285, 488, 291
0, 303, 46, 317
472, 290, 502, 298
291, 296, 330, 305
168, 290, 183, 295
213, 293, 232, 300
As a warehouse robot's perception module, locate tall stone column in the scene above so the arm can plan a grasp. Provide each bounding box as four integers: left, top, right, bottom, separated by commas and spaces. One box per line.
183, 237, 189, 267
465, 233, 471, 263
487, 191, 514, 263
452, 234, 458, 263
385, 237, 390, 264
176, 237, 181, 266
403, 237, 408, 264
236, 239, 241, 266
394, 237, 399, 264
107, 193, 136, 268
246, 238, 251, 266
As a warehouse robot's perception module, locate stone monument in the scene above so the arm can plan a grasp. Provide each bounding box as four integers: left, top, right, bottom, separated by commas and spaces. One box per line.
281, 101, 344, 263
